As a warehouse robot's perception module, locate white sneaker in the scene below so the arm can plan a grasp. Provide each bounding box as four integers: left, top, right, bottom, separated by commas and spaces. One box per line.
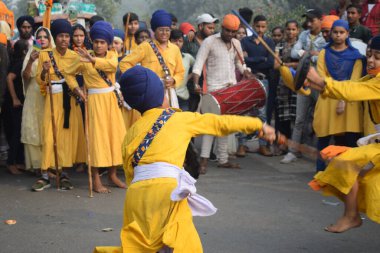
280, 152, 297, 164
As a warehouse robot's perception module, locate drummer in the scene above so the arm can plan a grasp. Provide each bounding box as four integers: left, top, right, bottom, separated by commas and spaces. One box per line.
192, 14, 252, 174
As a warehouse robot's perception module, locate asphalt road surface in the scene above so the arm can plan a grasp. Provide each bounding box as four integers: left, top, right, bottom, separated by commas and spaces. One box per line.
0, 140, 379, 253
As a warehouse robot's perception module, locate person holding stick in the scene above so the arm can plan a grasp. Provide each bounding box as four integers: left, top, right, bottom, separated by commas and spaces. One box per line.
33, 19, 86, 191
93, 65, 276, 253
122, 12, 139, 56
64, 21, 127, 194
306, 35, 380, 233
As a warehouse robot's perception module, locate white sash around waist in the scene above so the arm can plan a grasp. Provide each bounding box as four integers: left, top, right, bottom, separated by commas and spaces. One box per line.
88, 86, 115, 95
132, 162, 217, 217
357, 124, 380, 146
49, 79, 65, 94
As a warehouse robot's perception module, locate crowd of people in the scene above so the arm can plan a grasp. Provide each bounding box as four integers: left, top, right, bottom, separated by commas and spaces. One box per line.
0, 0, 380, 252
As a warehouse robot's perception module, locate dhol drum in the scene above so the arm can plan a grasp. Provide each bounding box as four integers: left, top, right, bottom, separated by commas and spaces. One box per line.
200, 78, 266, 115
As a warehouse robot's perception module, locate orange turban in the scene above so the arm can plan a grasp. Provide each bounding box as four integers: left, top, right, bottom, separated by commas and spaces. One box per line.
179, 22, 195, 35
0, 33, 7, 46
321, 15, 339, 29
222, 14, 240, 31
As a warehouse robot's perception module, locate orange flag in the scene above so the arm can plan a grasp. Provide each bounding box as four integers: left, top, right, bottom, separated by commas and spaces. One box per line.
42, 0, 53, 29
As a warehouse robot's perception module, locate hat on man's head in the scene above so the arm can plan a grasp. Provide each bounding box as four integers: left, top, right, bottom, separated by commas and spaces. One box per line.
51, 19, 72, 39
119, 66, 164, 114
321, 15, 339, 29
16, 15, 34, 30
90, 21, 114, 45
179, 22, 195, 35
369, 35, 380, 51
222, 14, 240, 31
151, 9, 172, 31
195, 13, 219, 25
303, 9, 323, 19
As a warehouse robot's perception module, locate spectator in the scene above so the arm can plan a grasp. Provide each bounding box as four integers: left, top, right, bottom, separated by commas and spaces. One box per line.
13, 15, 34, 47
170, 13, 178, 29
134, 29, 151, 45
321, 15, 340, 42
314, 20, 364, 171
2, 39, 29, 174
170, 29, 195, 111
282, 8, 327, 164
347, 4, 373, 43
239, 7, 254, 36
361, 0, 380, 36
123, 12, 140, 55
271, 26, 284, 45
241, 15, 275, 156
236, 25, 247, 41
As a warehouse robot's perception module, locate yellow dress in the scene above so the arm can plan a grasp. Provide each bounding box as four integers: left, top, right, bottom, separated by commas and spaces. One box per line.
313, 49, 363, 137
64, 50, 126, 167
95, 109, 264, 253
124, 35, 138, 55
119, 40, 185, 87
36, 48, 86, 170
121, 108, 140, 130
312, 73, 380, 224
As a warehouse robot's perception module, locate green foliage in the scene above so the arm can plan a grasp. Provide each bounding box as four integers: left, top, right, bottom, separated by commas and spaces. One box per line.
88, 0, 121, 22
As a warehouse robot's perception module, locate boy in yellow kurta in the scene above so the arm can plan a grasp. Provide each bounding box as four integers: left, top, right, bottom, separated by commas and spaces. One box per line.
64, 21, 127, 193
314, 20, 364, 171
93, 65, 276, 253
306, 35, 380, 233
122, 12, 139, 56
32, 19, 85, 191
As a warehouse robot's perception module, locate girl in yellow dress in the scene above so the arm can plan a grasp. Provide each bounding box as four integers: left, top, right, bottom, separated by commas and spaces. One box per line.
306, 35, 380, 233
64, 21, 126, 193
93, 65, 276, 253
314, 20, 364, 171
33, 19, 85, 191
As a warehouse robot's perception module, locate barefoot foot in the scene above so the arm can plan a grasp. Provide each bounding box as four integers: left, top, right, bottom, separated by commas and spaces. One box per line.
93, 180, 111, 194
324, 215, 362, 233
8, 165, 22, 175
108, 175, 127, 189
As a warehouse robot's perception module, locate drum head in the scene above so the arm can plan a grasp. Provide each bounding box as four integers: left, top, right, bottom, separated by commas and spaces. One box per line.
294, 52, 311, 90
200, 94, 221, 114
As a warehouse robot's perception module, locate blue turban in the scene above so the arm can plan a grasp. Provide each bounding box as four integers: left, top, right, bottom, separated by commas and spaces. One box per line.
51, 19, 72, 39
369, 35, 380, 51
119, 66, 164, 114
90, 21, 114, 45
150, 9, 172, 31
332, 19, 349, 31
16, 15, 34, 30
113, 29, 125, 41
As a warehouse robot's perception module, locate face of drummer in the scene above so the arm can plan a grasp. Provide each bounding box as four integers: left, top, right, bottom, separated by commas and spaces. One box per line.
221, 27, 237, 43
254, 21, 267, 37
93, 39, 108, 57
366, 48, 380, 75
155, 26, 171, 44
55, 33, 70, 51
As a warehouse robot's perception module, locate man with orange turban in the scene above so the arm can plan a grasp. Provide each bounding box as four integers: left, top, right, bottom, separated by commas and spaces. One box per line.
321, 15, 339, 42
193, 14, 252, 174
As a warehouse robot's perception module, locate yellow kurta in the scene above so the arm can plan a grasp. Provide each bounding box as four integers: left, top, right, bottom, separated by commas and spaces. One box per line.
119, 40, 185, 87
36, 48, 85, 170
124, 35, 138, 55
95, 109, 264, 253
122, 108, 140, 130
313, 49, 363, 137
63, 50, 126, 167
313, 73, 380, 224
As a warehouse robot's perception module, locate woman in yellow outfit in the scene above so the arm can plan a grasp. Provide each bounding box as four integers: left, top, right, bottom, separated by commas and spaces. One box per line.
314, 20, 364, 171
64, 21, 126, 193
306, 34, 380, 233
93, 65, 275, 253
32, 19, 85, 191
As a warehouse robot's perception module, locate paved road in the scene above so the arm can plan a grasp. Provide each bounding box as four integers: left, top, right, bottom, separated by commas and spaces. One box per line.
0, 140, 379, 253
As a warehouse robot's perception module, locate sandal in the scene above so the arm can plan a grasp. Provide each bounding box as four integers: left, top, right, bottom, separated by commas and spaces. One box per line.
60, 177, 74, 190
32, 178, 51, 192
217, 162, 240, 169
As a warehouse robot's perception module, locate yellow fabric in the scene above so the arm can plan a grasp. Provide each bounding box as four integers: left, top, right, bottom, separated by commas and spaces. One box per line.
116, 109, 263, 252
119, 40, 185, 87
93, 247, 122, 253
323, 73, 380, 124
63, 50, 126, 167
122, 108, 141, 130
36, 48, 85, 170
314, 144, 380, 223
313, 49, 363, 137
124, 35, 138, 54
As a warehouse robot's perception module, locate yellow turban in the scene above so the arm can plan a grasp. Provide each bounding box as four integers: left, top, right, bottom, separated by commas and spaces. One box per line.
222, 14, 240, 31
